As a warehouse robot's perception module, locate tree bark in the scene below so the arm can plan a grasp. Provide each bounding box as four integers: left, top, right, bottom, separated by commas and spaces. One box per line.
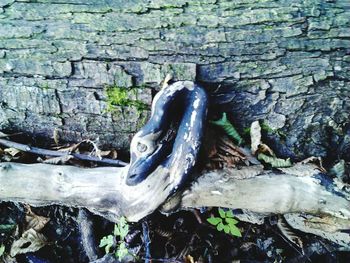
0, 0, 349, 160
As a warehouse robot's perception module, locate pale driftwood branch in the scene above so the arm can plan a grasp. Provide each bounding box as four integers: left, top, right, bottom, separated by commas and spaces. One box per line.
0, 162, 174, 222
175, 166, 350, 219
0, 162, 349, 247
0, 162, 348, 221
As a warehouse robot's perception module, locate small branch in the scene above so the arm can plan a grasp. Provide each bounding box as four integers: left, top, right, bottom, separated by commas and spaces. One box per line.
0, 138, 128, 167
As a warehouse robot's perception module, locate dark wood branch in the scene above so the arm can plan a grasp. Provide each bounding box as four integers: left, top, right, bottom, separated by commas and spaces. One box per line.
0, 138, 128, 167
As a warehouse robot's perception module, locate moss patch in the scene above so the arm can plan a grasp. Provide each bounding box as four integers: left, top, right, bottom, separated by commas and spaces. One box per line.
105, 85, 149, 112
261, 121, 287, 139
261, 121, 274, 133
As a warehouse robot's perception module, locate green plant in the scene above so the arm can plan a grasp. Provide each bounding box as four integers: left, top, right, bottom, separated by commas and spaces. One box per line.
210, 112, 244, 145
99, 216, 130, 261
257, 153, 292, 168
207, 208, 242, 237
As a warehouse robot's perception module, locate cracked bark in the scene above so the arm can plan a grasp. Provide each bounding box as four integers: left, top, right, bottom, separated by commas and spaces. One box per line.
0, 0, 349, 161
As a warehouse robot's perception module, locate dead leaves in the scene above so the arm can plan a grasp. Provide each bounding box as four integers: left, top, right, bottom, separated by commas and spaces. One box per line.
42, 139, 119, 166
277, 216, 304, 253
206, 136, 249, 170
9, 206, 50, 258
1, 146, 26, 162
25, 206, 50, 232
206, 117, 331, 175
204, 115, 260, 170
206, 115, 295, 170
0, 131, 123, 166
10, 229, 48, 257
3, 148, 22, 159
206, 118, 292, 170
0, 132, 26, 162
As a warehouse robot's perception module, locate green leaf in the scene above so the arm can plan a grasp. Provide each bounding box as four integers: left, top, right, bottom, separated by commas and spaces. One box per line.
119, 224, 129, 239
99, 235, 114, 254
210, 113, 244, 145
218, 208, 226, 218
207, 217, 222, 226
105, 244, 113, 254
225, 210, 234, 218
225, 218, 238, 225
229, 224, 242, 237
216, 222, 225, 232
116, 242, 128, 261
113, 224, 120, 236
223, 225, 230, 234
0, 244, 5, 257
119, 216, 127, 227
116, 217, 129, 239
258, 153, 292, 168
99, 235, 113, 247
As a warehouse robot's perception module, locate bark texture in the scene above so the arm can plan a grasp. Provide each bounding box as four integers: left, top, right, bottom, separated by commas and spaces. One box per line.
0, 0, 349, 160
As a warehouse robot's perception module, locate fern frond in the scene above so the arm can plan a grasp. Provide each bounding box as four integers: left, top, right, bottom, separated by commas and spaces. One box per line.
211, 113, 244, 145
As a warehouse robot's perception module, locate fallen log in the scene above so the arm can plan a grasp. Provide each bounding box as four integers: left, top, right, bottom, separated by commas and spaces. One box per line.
1, 161, 349, 248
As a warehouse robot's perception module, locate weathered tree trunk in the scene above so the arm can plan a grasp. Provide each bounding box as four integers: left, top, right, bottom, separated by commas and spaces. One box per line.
0, 0, 349, 160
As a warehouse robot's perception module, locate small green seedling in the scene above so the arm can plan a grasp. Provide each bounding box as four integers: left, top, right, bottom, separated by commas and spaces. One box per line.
99, 216, 130, 261
207, 208, 242, 237
210, 112, 244, 145
99, 234, 114, 254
